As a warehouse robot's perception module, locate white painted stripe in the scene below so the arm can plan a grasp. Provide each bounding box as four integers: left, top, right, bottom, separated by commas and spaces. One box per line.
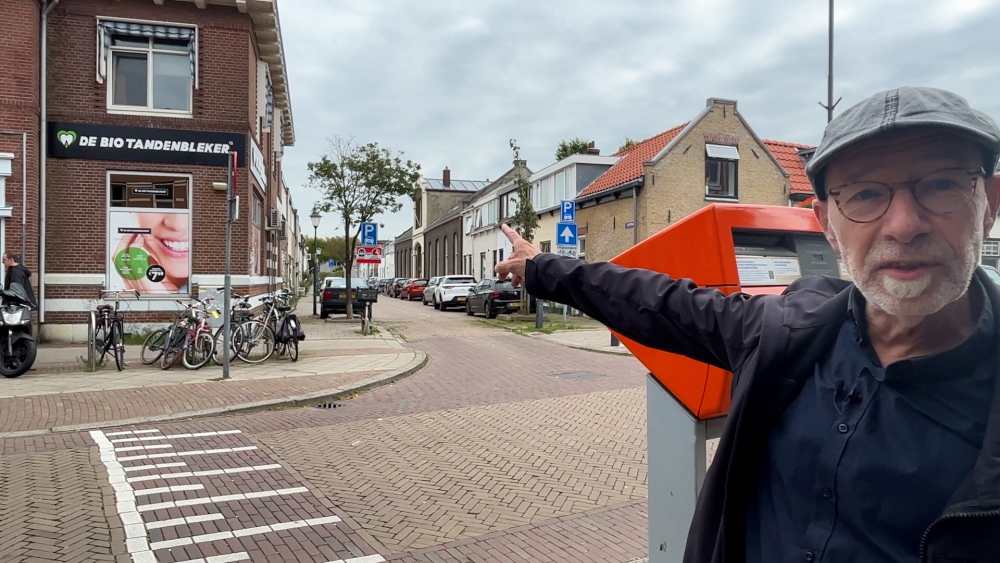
110, 430, 243, 444
118, 446, 257, 462
134, 484, 205, 497
128, 464, 283, 483
172, 554, 250, 563
323, 556, 387, 563
145, 513, 226, 530
105, 429, 160, 437
138, 487, 309, 512
115, 444, 174, 452
90, 430, 156, 563
148, 516, 341, 550
124, 462, 187, 473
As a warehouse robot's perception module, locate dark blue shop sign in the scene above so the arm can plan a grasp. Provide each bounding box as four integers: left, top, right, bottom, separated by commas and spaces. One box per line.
48, 122, 246, 166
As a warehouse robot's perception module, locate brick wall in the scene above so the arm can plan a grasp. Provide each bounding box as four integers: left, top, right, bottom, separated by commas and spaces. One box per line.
0, 0, 41, 277
577, 197, 636, 264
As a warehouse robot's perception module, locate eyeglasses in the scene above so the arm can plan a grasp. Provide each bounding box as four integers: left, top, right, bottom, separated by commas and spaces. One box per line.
827, 167, 984, 223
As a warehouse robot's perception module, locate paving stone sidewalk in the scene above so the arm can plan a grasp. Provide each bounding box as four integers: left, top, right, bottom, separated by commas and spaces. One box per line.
0, 316, 425, 436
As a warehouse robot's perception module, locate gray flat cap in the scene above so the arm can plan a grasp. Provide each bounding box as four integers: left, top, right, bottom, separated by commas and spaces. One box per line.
806, 86, 1000, 199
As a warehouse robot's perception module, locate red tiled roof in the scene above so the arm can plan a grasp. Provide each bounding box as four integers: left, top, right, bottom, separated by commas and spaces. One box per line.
576, 123, 689, 199
763, 139, 815, 194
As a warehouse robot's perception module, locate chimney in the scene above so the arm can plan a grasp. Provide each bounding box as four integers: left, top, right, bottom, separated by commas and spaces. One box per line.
585, 141, 600, 155
443, 167, 451, 187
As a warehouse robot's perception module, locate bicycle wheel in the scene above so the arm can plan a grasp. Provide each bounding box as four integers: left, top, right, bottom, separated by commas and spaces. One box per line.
94, 322, 110, 366
183, 331, 215, 370
160, 327, 186, 370
213, 324, 243, 363
287, 338, 298, 362
235, 321, 275, 364
112, 321, 125, 371
140, 329, 168, 365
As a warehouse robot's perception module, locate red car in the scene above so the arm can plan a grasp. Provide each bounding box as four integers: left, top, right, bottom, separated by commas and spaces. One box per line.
400, 279, 428, 300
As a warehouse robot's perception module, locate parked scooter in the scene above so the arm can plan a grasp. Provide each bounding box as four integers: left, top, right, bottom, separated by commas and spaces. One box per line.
0, 283, 36, 378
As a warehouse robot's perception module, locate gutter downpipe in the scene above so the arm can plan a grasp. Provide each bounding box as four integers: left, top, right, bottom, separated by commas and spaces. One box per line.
39, 0, 60, 324
632, 187, 638, 246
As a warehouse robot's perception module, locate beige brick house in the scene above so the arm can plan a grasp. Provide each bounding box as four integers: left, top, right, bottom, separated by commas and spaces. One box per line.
575, 98, 814, 263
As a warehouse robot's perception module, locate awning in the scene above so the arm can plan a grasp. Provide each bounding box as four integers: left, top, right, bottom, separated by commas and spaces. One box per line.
97, 20, 198, 89
705, 144, 740, 160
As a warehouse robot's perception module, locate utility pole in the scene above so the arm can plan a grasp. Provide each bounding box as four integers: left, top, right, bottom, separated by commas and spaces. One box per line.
222, 151, 238, 380
818, 0, 841, 122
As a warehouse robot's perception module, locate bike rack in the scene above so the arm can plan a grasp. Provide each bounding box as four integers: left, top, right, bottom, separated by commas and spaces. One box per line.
87, 310, 96, 371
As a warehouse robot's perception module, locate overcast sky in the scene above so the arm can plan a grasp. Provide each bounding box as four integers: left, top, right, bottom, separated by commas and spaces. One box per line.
278, 0, 1000, 240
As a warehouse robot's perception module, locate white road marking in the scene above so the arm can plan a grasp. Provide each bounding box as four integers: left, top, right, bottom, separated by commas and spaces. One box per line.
115, 444, 174, 452
105, 429, 160, 437
127, 463, 283, 483
134, 484, 205, 497
110, 430, 243, 444
149, 515, 341, 550
173, 553, 250, 563
146, 513, 226, 530
323, 556, 387, 563
118, 446, 257, 462
90, 430, 156, 563
138, 487, 309, 512
124, 462, 187, 472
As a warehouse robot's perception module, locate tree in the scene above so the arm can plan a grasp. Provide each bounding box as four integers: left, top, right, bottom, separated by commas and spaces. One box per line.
555, 138, 591, 161
618, 137, 637, 152
308, 136, 421, 318
303, 235, 359, 269
508, 139, 539, 243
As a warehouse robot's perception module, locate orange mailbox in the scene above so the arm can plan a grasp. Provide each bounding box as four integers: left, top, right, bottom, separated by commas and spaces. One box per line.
609, 203, 844, 419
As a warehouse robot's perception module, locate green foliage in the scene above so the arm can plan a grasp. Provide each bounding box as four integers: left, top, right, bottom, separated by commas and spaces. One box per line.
508, 139, 539, 243
618, 137, 638, 152
303, 235, 359, 267
555, 137, 591, 161
308, 135, 421, 317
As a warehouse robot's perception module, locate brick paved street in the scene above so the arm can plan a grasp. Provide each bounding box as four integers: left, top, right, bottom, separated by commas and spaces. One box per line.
1, 297, 651, 562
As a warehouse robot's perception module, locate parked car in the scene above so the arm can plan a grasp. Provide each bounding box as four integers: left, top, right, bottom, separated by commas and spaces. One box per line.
389, 277, 407, 297
321, 277, 370, 318
422, 277, 442, 305
434, 275, 477, 310
983, 264, 1000, 285
401, 279, 428, 301
465, 278, 522, 318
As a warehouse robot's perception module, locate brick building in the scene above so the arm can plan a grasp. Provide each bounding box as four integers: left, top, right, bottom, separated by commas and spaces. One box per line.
1, 0, 297, 341
575, 98, 814, 263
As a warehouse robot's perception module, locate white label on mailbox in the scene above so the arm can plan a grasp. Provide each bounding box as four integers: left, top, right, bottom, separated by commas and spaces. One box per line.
736, 257, 776, 285
838, 259, 852, 281
771, 258, 802, 284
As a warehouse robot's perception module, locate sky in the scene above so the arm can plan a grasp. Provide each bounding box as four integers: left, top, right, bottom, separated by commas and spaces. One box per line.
277, 0, 1000, 240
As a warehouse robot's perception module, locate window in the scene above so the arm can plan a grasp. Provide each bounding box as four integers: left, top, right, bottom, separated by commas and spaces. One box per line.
109, 175, 188, 209
983, 240, 1000, 257
541, 177, 554, 208
465, 217, 472, 234
414, 196, 422, 228
540, 241, 551, 253
253, 196, 262, 226
108, 34, 193, 113
453, 234, 459, 273
480, 252, 487, 279
493, 250, 498, 270
554, 171, 566, 202
705, 144, 739, 199
487, 200, 498, 224
578, 236, 586, 259
532, 183, 541, 210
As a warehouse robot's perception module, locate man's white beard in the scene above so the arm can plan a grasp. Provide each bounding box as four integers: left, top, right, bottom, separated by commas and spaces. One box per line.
834, 200, 985, 317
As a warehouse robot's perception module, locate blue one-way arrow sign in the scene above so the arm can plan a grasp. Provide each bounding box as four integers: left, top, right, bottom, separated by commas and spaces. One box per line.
557, 222, 577, 246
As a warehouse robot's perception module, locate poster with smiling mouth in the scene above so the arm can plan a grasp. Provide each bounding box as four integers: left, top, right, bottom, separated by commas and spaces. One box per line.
107, 209, 191, 296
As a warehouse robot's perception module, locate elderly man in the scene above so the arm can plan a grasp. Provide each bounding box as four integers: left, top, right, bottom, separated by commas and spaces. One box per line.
496, 87, 1000, 563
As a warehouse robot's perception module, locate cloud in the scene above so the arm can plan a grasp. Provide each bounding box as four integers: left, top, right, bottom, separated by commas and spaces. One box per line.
278, 0, 1000, 239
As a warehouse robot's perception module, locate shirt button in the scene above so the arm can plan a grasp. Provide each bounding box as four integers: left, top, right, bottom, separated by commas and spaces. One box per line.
838, 423, 849, 433
804, 551, 816, 562
821, 488, 832, 499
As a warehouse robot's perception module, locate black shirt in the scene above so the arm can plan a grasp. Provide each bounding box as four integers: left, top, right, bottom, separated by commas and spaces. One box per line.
746, 280, 996, 562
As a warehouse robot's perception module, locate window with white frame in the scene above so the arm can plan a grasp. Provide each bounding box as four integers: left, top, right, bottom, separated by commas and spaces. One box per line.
487, 200, 498, 225
705, 144, 739, 199
465, 217, 473, 234
554, 171, 567, 202
532, 183, 541, 210
541, 177, 554, 208
983, 240, 1000, 257
100, 21, 196, 114
578, 236, 586, 259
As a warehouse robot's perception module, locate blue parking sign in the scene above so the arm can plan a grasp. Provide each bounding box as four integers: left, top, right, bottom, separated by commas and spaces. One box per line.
560, 200, 575, 223
361, 222, 378, 246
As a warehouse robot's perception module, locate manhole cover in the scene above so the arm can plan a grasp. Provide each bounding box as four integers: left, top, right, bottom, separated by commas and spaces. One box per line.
551, 371, 606, 382
314, 402, 346, 409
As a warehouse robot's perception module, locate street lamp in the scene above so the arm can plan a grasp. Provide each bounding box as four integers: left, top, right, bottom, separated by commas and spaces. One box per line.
311, 212, 321, 316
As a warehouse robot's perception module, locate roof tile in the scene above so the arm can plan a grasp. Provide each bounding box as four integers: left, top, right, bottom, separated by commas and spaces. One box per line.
762, 140, 815, 194
577, 123, 688, 199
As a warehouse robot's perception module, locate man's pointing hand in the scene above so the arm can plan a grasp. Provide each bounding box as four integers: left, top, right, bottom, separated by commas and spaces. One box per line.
495, 224, 541, 288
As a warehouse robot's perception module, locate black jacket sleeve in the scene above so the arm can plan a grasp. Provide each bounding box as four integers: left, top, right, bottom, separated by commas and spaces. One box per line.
524, 254, 768, 372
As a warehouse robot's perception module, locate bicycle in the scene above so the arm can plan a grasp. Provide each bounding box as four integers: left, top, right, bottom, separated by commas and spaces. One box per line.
233, 291, 293, 364
93, 290, 139, 371
153, 297, 218, 370
213, 291, 253, 363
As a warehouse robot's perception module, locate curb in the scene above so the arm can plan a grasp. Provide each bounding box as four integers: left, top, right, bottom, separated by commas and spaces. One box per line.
0, 349, 429, 439
563, 344, 633, 357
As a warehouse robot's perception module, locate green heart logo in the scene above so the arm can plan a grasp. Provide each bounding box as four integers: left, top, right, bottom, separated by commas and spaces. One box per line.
56, 130, 77, 148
